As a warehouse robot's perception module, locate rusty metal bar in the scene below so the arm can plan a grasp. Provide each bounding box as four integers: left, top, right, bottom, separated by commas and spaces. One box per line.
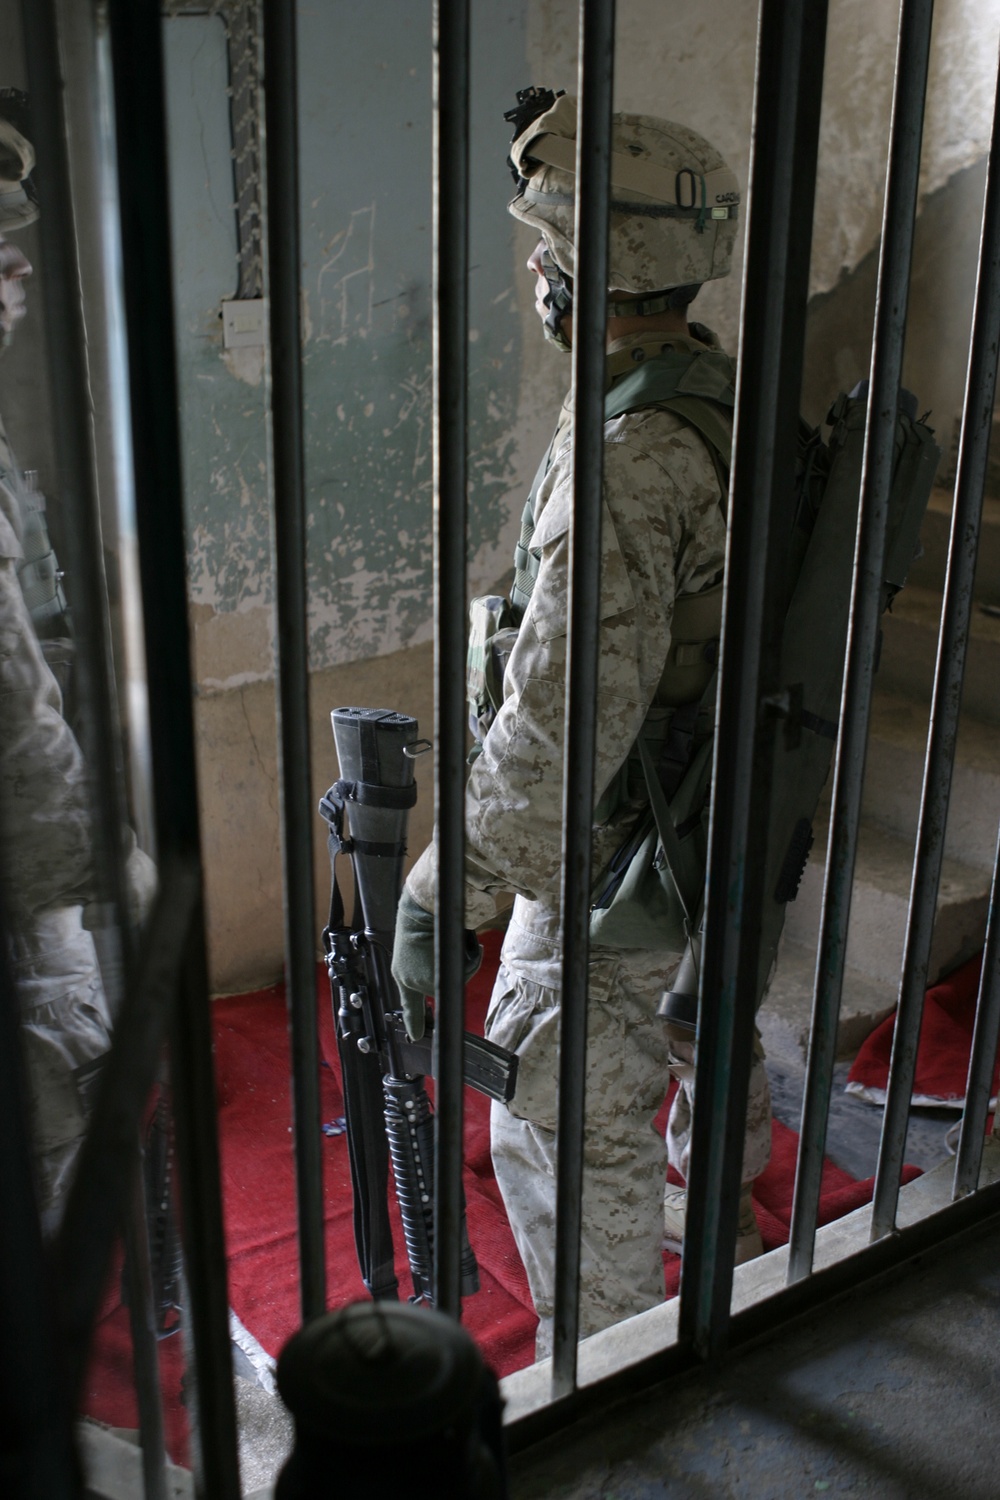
550, 0, 616, 1399
788, 0, 934, 1274
261, 0, 326, 1324
105, 1, 241, 1491
869, 0, 978, 1244
680, 0, 829, 1353
954, 822, 1000, 1195
431, 0, 470, 1320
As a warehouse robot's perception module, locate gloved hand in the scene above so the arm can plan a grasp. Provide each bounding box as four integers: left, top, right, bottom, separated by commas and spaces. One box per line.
391, 888, 485, 1041
392, 889, 436, 1040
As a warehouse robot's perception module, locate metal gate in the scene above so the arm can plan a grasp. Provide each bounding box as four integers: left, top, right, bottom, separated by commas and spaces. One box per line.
1, 0, 998, 1495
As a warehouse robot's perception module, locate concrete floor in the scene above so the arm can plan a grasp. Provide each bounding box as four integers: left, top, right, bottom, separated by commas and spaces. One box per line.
767, 1057, 957, 1180
507, 1211, 1000, 1499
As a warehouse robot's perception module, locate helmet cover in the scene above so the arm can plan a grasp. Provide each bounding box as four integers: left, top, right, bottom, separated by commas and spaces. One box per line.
508, 92, 739, 294
0, 90, 38, 233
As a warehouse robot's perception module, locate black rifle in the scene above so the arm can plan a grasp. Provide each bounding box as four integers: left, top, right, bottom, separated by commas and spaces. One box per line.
320, 707, 517, 1305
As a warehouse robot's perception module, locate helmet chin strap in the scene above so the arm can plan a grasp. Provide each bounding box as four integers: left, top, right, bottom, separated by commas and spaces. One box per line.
539, 246, 573, 352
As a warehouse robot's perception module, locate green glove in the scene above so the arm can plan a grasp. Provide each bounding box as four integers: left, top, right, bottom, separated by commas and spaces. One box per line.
392, 890, 436, 1040
391, 889, 485, 1041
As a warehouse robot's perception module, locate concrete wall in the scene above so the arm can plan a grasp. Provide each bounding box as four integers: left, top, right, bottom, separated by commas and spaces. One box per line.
163, 5, 540, 988
3, 1, 998, 991
144, 0, 1000, 990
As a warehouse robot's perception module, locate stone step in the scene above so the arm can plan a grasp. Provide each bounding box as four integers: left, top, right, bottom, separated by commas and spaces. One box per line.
783, 811, 989, 990
760, 938, 897, 1068
862, 692, 1000, 870
876, 584, 1000, 724
907, 485, 1000, 604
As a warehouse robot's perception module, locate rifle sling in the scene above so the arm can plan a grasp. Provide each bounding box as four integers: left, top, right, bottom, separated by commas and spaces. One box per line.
636, 732, 702, 928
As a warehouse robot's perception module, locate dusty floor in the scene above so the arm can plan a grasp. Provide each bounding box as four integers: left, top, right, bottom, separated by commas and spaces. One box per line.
507, 1210, 1000, 1499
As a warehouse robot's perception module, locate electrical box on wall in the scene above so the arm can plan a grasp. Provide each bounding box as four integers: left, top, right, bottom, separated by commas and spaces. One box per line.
222, 298, 267, 349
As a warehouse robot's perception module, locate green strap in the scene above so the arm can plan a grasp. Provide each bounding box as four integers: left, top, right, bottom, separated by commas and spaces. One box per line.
513, 348, 736, 617
636, 732, 702, 928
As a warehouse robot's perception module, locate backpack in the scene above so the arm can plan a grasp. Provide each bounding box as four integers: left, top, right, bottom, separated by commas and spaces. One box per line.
467, 345, 940, 1008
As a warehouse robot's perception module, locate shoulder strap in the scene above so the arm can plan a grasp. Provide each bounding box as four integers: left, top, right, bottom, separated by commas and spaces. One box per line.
604, 347, 736, 484
513, 349, 736, 617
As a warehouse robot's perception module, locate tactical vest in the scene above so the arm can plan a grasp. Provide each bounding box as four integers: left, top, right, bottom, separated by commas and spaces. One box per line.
465, 343, 939, 988
0, 419, 71, 640
467, 333, 737, 755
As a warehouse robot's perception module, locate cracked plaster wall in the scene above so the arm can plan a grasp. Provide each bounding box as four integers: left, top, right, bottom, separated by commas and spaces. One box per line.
166, 2, 1000, 988
166, 6, 538, 986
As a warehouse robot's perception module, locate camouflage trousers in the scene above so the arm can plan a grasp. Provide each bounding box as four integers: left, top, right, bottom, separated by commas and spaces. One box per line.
11, 904, 112, 1236
665, 1033, 772, 1186
485, 900, 771, 1359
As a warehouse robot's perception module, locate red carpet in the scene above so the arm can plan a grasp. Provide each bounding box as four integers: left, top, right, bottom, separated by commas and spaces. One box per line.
81, 929, 920, 1462
846, 951, 991, 1108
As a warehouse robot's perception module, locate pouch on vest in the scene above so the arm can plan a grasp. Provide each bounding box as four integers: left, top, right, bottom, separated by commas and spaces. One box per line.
467, 594, 518, 758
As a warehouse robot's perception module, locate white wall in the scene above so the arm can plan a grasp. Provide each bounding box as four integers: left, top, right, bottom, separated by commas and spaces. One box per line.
524, 0, 1000, 369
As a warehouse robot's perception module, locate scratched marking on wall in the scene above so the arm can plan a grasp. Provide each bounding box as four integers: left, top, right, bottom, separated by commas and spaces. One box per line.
315, 204, 377, 347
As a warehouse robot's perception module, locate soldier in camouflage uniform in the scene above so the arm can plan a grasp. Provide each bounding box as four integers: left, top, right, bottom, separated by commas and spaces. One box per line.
394, 93, 770, 1355
0, 104, 119, 1234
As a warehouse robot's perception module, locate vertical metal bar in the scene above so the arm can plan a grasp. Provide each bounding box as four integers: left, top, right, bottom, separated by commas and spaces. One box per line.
955, 822, 1000, 1194
788, 0, 934, 1275
878, 34, 1000, 1229
679, 0, 828, 1356
0, 905, 82, 1499
122, 1150, 169, 1500
19, 8, 170, 1492
105, 2, 241, 1494
261, 0, 326, 1324
549, 0, 615, 1399
431, 0, 470, 1320
19, 0, 132, 957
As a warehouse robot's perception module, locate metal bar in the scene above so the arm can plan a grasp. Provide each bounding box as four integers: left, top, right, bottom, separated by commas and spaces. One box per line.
122, 1149, 169, 1500
506, 1178, 1000, 1454
0, 902, 82, 1498
549, 0, 615, 1399
21, 9, 169, 1491
788, 0, 934, 1275
887, 36, 1000, 1221
105, 3, 241, 1493
955, 822, 1000, 1194
261, 0, 326, 1324
53, 861, 198, 1393
18, 0, 133, 960
679, 0, 828, 1356
431, 0, 470, 1321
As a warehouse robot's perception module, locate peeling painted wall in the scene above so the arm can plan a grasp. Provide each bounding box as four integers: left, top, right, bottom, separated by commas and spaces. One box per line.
296, 4, 529, 666
162, 0, 1000, 988
167, 4, 532, 698
527, 0, 1000, 359
164, 5, 535, 984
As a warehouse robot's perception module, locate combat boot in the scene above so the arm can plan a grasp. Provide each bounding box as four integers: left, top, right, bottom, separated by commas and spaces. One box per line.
662, 1182, 763, 1265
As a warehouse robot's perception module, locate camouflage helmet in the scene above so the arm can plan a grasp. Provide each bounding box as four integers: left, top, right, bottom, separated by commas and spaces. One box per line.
507, 91, 739, 296
0, 90, 38, 233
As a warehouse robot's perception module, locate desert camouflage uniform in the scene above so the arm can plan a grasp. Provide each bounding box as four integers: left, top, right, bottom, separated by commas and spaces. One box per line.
409, 327, 771, 1351
0, 414, 110, 1233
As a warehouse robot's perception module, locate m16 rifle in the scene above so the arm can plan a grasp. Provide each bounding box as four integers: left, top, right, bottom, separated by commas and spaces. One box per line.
319, 707, 517, 1305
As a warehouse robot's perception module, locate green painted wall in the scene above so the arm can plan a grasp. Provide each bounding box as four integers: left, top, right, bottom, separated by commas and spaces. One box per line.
164, 3, 531, 694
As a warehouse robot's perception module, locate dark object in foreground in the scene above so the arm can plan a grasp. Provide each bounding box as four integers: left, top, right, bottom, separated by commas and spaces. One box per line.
320, 707, 516, 1306
275, 1301, 508, 1499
